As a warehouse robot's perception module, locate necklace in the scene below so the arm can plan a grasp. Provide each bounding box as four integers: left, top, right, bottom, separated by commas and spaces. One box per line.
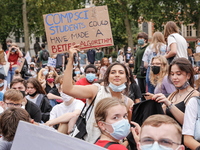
173, 87, 191, 104
178, 87, 191, 97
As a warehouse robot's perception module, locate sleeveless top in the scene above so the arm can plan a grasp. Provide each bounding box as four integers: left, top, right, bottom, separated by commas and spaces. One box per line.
85, 83, 128, 143
166, 89, 199, 126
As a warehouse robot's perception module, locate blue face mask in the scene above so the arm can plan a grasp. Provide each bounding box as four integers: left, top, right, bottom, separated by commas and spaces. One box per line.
0, 82, 4, 87
140, 142, 175, 150
138, 39, 145, 46
75, 71, 80, 75
198, 42, 200, 46
109, 82, 126, 92
43, 70, 48, 76
73, 63, 78, 66
104, 119, 130, 140
86, 73, 96, 82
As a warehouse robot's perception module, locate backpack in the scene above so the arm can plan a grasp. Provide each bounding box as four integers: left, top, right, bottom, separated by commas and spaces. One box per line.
42, 50, 49, 61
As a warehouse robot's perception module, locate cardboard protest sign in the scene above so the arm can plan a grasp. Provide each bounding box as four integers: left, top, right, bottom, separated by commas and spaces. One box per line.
194, 52, 200, 62
47, 57, 56, 68
11, 121, 106, 150
0, 51, 5, 63
43, 5, 113, 55
17, 58, 25, 72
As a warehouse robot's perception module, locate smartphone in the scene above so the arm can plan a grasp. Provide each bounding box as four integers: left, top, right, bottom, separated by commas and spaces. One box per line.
142, 93, 148, 96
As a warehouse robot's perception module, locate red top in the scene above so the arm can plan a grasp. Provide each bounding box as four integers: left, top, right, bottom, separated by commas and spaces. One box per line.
75, 77, 97, 103
6, 51, 19, 66
95, 140, 127, 150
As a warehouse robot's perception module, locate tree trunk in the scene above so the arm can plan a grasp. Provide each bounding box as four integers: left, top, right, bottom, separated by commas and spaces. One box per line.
197, 20, 200, 38
22, 0, 29, 53
124, 13, 134, 55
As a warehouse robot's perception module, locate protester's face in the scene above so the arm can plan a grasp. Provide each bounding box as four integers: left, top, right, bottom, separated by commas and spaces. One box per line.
170, 65, 189, 88
129, 60, 134, 64
104, 59, 108, 66
30, 64, 34, 68
47, 74, 54, 79
138, 124, 182, 150
75, 68, 80, 72
11, 83, 26, 91
27, 83, 36, 95
109, 65, 127, 86
3, 99, 22, 110
100, 104, 127, 133
152, 59, 162, 67
85, 68, 96, 74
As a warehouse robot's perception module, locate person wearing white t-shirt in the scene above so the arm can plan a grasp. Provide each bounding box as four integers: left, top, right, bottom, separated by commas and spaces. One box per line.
45, 91, 84, 134
164, 21, 188, 60
49, 92, 84, 120
182, 97, 200, 149
195, 39, 200, 66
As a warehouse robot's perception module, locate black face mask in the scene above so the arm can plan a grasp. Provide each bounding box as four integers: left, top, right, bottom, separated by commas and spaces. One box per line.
129, 64, 134, 68
30, 67, 34, 70
151, 66, 160, 74
20, 91, 26, 98
28, 91, 38, 97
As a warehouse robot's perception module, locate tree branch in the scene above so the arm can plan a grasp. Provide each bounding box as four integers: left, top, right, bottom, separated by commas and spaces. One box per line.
183, 4, 192, 20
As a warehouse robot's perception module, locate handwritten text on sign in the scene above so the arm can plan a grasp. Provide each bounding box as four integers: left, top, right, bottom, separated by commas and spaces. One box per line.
43, 6, 113, 55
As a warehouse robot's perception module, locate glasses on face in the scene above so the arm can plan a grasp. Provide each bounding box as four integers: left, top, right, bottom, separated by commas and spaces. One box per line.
140, 137, 180, 148
5, 102, 22, 108
151, 63, 162, 66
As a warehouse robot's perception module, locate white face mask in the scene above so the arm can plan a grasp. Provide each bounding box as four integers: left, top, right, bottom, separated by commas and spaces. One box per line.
128, 48, 131, 51
60, 92, 72, 102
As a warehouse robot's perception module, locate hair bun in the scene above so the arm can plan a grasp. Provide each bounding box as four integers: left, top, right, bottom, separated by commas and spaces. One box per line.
15, 69, 20, 75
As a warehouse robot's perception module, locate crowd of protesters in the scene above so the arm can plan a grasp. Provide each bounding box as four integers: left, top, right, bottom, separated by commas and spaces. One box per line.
1, 21, 200, 150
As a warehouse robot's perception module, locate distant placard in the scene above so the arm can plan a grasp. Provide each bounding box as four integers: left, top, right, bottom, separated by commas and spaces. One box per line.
17, 58, 25, 72
11, 121, 106, 150
43, 5, 114, 55
0, 51, 5, 63
195, 52, 200, 62
47, 57, 56, 68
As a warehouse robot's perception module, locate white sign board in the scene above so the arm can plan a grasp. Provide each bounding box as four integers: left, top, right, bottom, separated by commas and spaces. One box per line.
47, 57, 56, 68
11, 121, 106, 150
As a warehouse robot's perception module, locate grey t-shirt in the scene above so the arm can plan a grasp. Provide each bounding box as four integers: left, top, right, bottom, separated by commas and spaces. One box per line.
79, 53, 86, 64
0, 138, 13, 150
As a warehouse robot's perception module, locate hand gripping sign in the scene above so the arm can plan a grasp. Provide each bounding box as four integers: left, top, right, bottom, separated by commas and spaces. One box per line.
43, 5, 114, 55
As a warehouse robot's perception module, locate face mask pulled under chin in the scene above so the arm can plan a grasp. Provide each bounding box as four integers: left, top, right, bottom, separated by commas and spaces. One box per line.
109, 82, 126, 92
60, 92, 72, 102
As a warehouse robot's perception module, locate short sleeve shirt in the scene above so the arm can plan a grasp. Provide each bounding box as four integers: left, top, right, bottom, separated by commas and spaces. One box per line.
182, 97, 198, 136
142, 43, 166, 65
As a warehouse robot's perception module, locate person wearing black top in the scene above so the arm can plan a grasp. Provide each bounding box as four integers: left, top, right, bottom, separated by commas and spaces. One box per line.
10, 78, 42, 122
44, 72, 59, 107
26, 78, 52, 123
127, 67, 142, 103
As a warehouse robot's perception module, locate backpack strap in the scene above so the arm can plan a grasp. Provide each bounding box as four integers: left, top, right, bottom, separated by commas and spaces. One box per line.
183, 89, 195, 104
168, 91, 178, 102
196, 97, 200, 119
104, 142, 119, 148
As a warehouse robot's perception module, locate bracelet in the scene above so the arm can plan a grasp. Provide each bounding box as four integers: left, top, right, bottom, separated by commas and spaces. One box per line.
167, 103, 174, 110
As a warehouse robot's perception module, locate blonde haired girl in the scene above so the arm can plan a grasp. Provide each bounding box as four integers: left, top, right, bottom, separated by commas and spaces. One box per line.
95, 97, 129, 150
145, 56, 176, 99
142, 32, 166, 93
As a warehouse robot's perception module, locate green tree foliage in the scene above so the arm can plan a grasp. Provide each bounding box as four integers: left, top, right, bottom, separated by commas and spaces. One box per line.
0, 0, 85, 47
0, 0, 23, 48
139, 0, 200, 37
